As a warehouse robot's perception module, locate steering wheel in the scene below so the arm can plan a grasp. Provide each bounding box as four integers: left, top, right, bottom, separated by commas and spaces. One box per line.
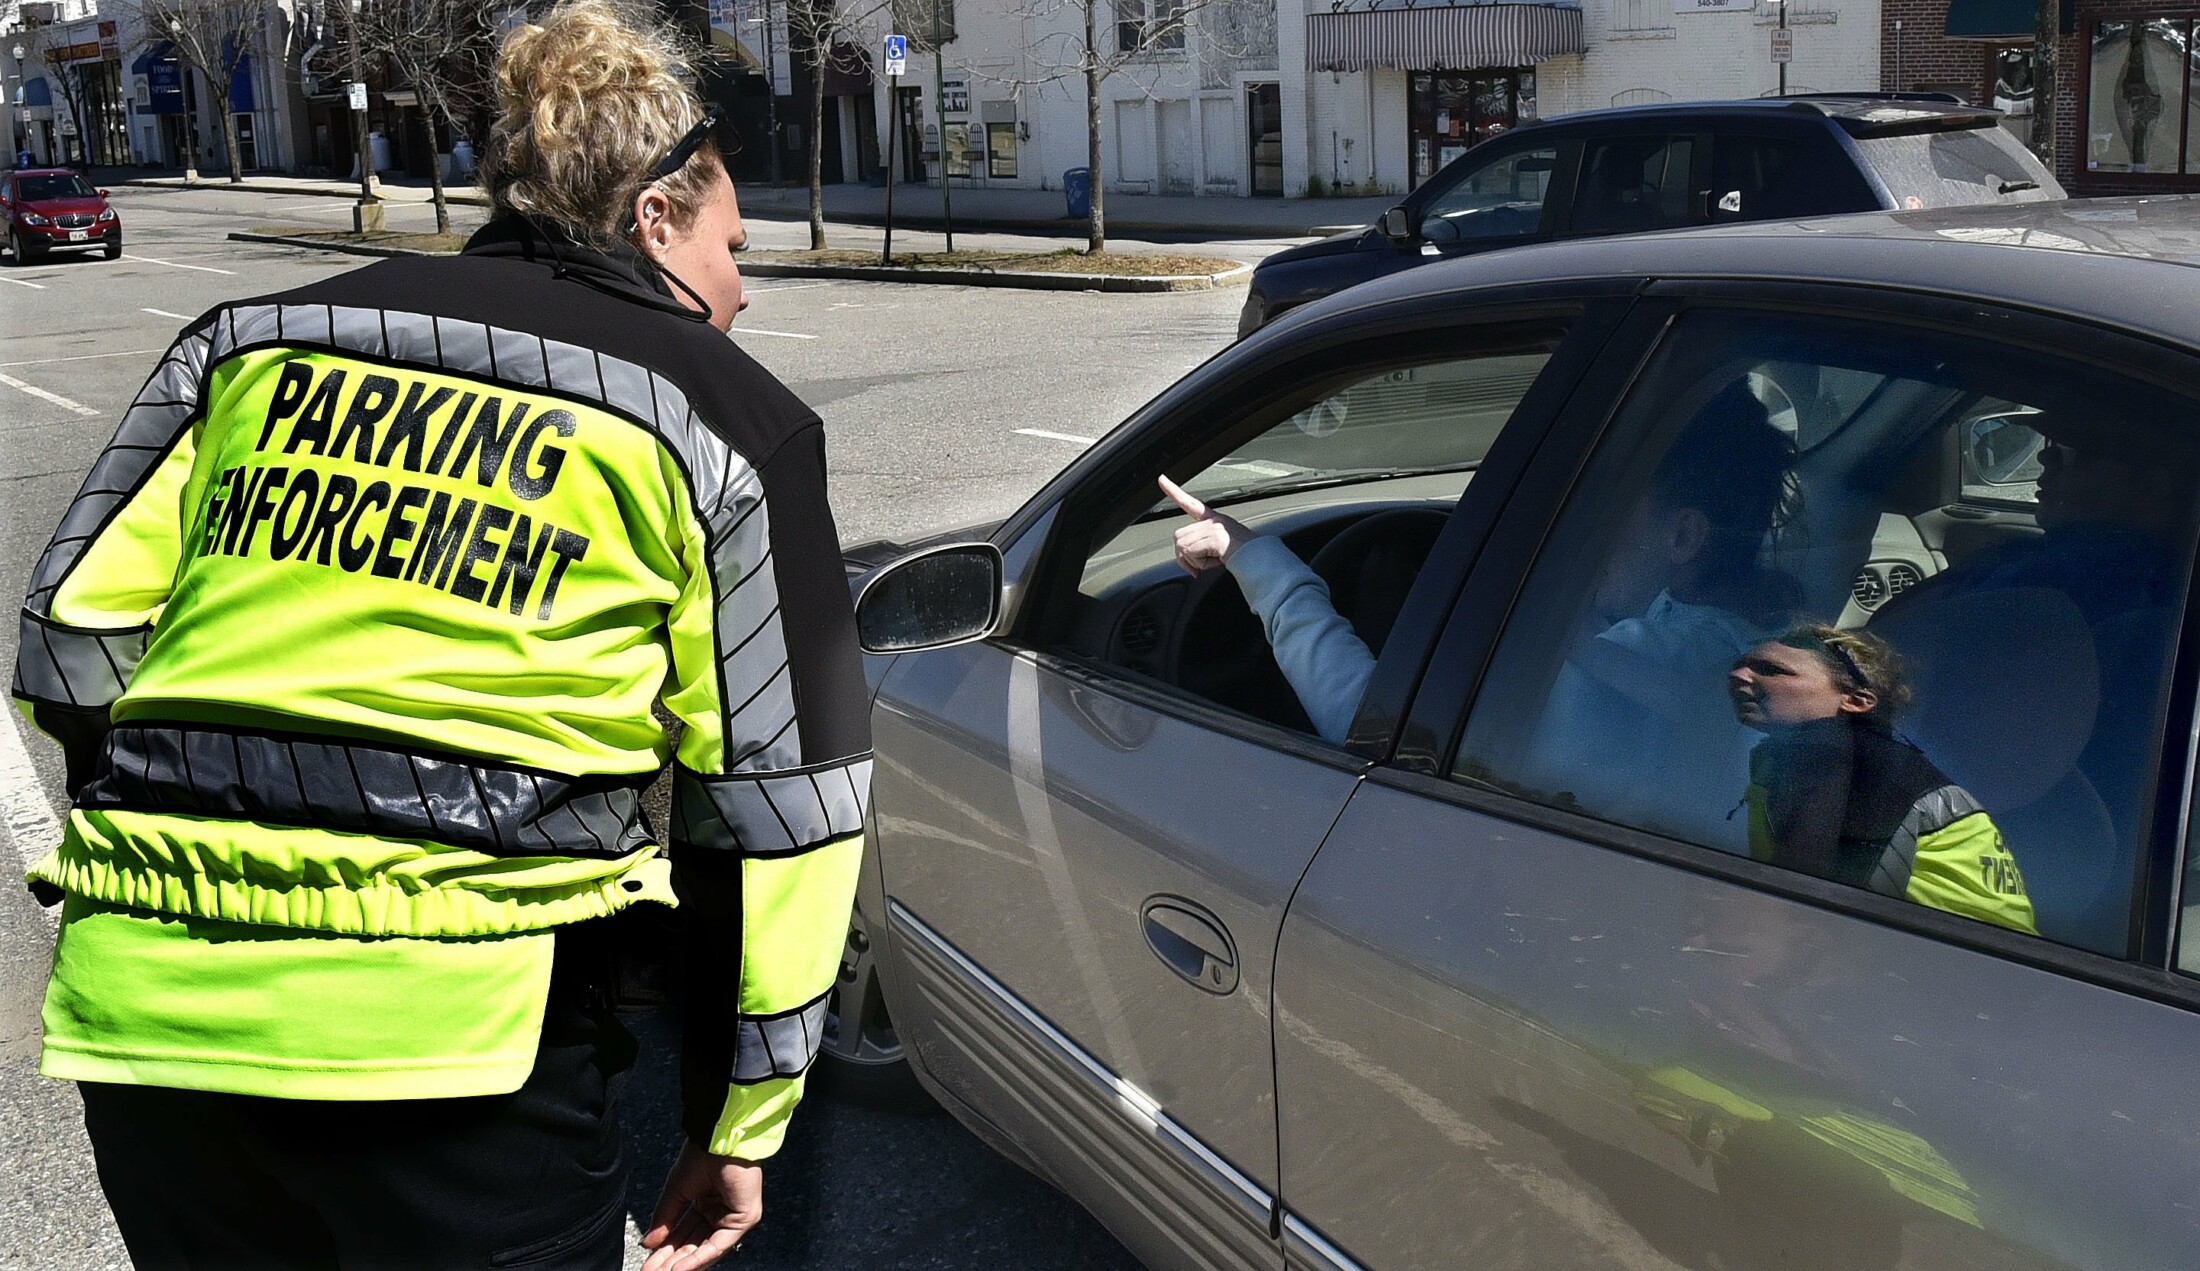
1306, 508, 1451, 656
1160, 507, 1450, 729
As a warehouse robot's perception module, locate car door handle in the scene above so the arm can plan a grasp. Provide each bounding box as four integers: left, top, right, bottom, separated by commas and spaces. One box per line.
1142, 897, 1239, 995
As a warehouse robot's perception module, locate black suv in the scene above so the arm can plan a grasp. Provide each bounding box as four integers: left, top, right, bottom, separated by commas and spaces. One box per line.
1238, 95, 2061, 337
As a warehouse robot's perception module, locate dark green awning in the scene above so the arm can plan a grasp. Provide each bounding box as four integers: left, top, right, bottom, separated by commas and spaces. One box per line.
1944, 0, 2073, 41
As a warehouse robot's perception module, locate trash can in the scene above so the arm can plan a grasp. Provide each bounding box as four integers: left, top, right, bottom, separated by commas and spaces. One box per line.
1064, 167, 1091, 220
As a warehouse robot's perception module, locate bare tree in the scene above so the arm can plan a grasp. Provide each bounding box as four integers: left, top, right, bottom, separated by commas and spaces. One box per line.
123, 0, 262, 182
42, 53, 100, 167
982, 0, 1256, 252
345, 0, 502, 233
786, 0, 892, 250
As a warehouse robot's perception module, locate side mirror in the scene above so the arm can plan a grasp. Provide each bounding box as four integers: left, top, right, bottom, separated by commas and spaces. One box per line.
1380, 205, 1414, 243
854, 542, 1004, 654
98, 188, 110, 197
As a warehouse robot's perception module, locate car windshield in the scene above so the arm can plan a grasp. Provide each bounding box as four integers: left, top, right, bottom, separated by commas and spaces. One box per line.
17, 174, 96, 201
1853, 125, 2061, 208
1176, 352, 1552, 506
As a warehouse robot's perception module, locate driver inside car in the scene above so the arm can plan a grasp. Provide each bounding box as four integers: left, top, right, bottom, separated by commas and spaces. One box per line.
1163, 383, 1798, 851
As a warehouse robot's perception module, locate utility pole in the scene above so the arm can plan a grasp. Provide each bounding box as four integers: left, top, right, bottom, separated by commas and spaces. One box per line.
931, 0, 951, 251
1778, 0, 1788, 96
168, 23, 200, 181
765, 0, 782, 184
338, 0, 380, 230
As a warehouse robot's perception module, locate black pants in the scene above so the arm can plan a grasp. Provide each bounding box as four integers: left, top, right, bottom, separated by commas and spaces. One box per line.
79, 928, 641, 1271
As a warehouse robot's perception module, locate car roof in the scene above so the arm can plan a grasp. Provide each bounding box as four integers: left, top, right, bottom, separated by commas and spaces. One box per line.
1517, 94, 2002, 137
1299, 195, 2200, 350
12, 168, 88, 179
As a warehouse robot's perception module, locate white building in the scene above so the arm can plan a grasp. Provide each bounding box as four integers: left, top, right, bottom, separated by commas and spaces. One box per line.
845, 0, 1878, 198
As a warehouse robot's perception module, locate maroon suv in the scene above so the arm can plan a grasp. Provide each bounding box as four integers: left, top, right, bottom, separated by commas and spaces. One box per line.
2, 168, 121, 264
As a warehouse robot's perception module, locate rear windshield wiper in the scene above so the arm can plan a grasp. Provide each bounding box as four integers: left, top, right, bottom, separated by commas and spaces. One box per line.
1998, 179, 2040, 194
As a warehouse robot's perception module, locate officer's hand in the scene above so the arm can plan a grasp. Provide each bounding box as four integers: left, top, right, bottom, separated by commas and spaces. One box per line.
641, 1141, 763, 1271
1160, 476, 1254, 576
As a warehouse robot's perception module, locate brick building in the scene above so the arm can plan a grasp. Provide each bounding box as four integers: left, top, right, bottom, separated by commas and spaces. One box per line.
1883, 0, 2200, 194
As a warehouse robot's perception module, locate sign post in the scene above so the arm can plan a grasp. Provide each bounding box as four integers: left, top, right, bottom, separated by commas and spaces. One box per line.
1770, 3, 1791, 95
883, 35, 906, 264
930, 11, 953, 252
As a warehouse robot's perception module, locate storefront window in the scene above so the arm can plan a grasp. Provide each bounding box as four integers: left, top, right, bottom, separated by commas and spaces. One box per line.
1408, 70, 1533, 188
2086, 18, 2196, 174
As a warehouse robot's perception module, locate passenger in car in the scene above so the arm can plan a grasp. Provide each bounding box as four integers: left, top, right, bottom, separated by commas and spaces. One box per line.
1163, 383, 1797, 847
1729, 625, 2037, 934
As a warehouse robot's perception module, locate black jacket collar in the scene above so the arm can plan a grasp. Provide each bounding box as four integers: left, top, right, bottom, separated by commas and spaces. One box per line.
462, 215, 706, 323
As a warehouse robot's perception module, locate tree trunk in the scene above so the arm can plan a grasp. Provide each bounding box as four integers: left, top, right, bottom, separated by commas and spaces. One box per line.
220, 87, 243, 182
2030, 0, 2058, 176
809, 40, 828, 251
1085, 3, 1104, 254
428, 133, 450, 235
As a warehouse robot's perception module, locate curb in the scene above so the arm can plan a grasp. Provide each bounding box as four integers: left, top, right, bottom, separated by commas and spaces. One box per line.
737, 204, 1345, 239
739, 259, 1251, 291
123, 177, 492, 208
228, 230, 448, 258
231, 230, 1252, 290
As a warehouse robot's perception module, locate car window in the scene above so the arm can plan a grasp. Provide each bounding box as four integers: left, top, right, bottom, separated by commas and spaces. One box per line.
1852, 124, 2059, 208
1571, 135, 1697, 235
1421, 147, 1559, 243
1452, 308, 2199, 958
1711, 135, 1842, 222
17, 174, 95, 201
1070, 340, 1562, 735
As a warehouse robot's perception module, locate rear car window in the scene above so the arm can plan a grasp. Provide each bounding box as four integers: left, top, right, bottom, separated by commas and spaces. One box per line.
1852, 125, 2061, 209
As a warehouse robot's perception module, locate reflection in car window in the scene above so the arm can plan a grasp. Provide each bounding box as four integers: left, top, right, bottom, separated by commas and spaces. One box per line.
1421, 147, 1558, 243
1455, 309, 2200, 957
1179, 351, 1552, 507
16, 174, 97, 202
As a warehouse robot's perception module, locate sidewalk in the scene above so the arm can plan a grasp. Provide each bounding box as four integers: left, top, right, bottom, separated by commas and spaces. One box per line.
90, 166, 1387, 240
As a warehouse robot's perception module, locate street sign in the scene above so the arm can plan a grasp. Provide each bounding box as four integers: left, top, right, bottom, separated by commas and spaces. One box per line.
884, 34, 907, 77
1770, 27, 1793, 63
347, 81, 369, 112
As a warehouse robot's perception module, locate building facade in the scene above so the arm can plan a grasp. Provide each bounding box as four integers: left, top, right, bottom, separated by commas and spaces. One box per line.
830, 0, 1883, 198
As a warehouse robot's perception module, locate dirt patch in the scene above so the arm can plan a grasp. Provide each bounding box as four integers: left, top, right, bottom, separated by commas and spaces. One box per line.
744, 247, 1243, 277
249, 225, 469, 254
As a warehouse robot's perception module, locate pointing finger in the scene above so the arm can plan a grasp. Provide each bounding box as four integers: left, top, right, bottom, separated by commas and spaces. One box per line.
1157, 475, 1208, 521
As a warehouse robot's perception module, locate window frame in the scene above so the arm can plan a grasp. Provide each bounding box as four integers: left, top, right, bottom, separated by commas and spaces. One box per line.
1390, 280, 2200, 988
985, 290, 1634, 762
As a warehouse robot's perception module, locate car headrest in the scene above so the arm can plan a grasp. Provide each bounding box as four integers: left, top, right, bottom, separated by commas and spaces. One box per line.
1867, 585, 2099, 810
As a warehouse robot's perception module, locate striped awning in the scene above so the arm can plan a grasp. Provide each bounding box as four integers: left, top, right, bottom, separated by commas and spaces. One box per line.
1309, 4, 1584, 72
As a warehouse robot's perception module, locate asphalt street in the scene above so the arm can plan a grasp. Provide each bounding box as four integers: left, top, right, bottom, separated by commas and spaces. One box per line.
0, 182, 1282, 1268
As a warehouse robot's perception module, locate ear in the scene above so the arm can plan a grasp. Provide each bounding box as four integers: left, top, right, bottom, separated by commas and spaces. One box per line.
1837, 687, 1879, 717
631, 187, 675, 261
1663, 507, 1711, 564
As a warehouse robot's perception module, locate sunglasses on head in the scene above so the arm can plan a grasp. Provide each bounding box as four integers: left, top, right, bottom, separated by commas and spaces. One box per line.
644, 105, 740, 184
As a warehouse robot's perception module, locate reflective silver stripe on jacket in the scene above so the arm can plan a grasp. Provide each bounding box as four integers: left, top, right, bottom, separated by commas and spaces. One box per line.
1868, 784, 1984, 899
673, 757, 872, 856
78, 723, 652, 858
731, 992, 833, 1084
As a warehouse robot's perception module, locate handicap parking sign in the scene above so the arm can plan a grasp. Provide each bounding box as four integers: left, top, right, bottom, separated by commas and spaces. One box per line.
884, 34, 908, 76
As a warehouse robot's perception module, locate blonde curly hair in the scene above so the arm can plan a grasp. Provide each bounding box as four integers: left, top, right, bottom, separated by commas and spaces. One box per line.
480, 0, 720, 249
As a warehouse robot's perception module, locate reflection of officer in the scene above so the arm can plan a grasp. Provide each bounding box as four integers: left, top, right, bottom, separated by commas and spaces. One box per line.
13, 3, 867, 1267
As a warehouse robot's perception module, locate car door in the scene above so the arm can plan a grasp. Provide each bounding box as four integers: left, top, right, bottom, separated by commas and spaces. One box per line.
1272, 288, 2200, 1268
869, 295, 1630, 1270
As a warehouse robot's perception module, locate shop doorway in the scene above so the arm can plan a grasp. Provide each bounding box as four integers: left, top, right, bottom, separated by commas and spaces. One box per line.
1408, 70, 1532, 188
1246, 82, 1282, 195
897, 87, 923, 182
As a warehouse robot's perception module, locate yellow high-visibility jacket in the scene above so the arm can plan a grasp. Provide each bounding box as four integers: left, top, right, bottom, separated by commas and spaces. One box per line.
12, 216, 872, 1158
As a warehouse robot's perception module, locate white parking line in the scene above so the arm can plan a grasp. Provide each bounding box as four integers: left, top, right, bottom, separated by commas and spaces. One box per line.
1015, 428, 1097, 446
0, 348, 163, 368
0, 276, 46, 289
733, 326, 817, 340
0, 370, 99, 417
0, 705, 62, 920
743, 283, 836, 295
122, 253, 236, 275
142, 307, 193, 320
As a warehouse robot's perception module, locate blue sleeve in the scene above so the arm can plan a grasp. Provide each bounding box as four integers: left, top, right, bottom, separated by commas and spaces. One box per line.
1225, 536, 1374, 743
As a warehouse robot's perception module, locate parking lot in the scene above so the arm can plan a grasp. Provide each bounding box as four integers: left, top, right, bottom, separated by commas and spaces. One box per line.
0, 181, 1273, 1269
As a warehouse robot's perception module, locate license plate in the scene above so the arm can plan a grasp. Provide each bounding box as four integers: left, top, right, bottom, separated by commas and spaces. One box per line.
66, 230, 87, 242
